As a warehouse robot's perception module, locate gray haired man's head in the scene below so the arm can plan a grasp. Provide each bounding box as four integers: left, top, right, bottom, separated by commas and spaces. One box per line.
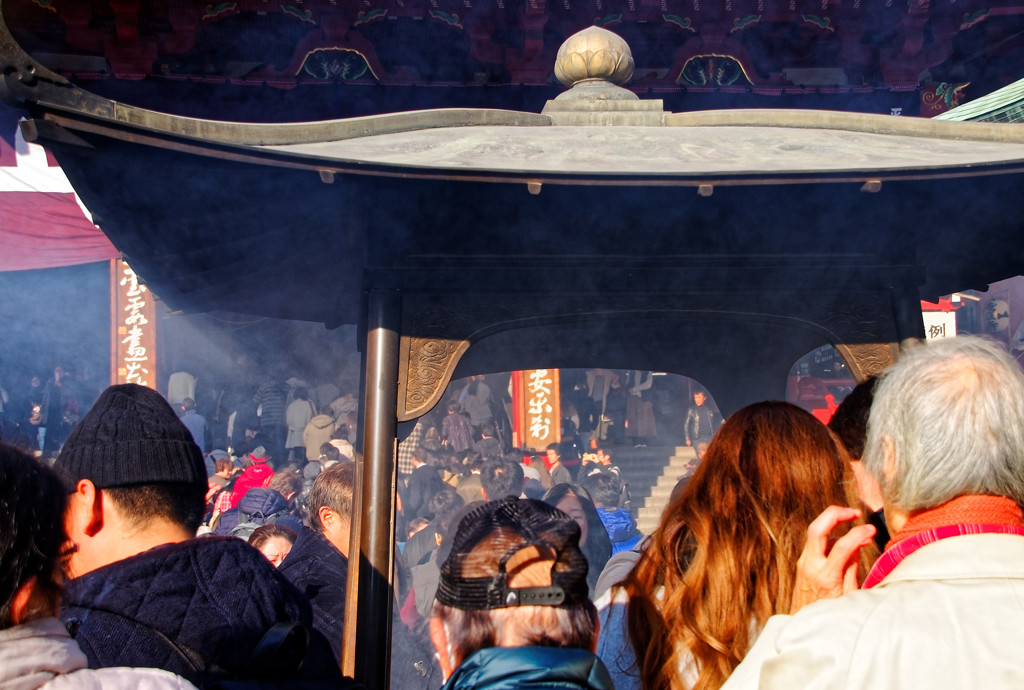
863, 335, 1024, 512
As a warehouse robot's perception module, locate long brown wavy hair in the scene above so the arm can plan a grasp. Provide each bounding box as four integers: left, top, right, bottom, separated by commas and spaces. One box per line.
622, 401, 862, 690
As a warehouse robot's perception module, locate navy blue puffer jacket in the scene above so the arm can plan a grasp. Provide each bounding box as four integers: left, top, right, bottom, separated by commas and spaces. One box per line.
62, 536, 342, 687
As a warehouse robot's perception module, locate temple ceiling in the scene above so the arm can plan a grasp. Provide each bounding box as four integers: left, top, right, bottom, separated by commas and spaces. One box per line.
5, 0, 1024, 118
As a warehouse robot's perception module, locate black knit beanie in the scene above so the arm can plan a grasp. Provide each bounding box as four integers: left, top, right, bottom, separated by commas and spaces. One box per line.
54, 383, 206, 490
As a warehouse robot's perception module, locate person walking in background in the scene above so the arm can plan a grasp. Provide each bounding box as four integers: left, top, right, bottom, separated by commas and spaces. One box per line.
285, 387, 315, 464
441, 400, 473, 453
459, 375, 493, 435
683, 387, 719, 457
581, 471, 642, 555
178, 397, 207, 454
545, 443, 573, 485
303, 404, 337, 462
39, 364, 78, 457
253, 374, 287, 463
166, 362, 196, 408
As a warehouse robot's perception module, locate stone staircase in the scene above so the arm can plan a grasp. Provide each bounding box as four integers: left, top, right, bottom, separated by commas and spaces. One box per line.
610, 445, 699, 535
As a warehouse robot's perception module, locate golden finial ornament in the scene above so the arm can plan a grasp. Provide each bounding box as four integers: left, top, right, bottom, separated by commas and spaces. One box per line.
554, 26, 634, 88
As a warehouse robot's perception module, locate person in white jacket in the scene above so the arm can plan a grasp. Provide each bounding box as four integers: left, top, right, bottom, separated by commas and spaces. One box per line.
724, 335, 1024, 690
285, 387, 316, 464
0, 443, 195, 690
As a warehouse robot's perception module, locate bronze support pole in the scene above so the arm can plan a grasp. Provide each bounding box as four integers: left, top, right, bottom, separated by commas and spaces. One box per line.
344, 289, 401, 689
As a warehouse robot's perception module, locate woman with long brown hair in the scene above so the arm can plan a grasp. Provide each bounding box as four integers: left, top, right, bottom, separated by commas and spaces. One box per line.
595, 401, 865, 690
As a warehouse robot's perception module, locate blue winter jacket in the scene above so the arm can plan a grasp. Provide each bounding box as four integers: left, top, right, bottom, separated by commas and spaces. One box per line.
61, 536, 343, 687
597, 506, 643, 554
278, 526, 349, 662
212, 487, 303, 536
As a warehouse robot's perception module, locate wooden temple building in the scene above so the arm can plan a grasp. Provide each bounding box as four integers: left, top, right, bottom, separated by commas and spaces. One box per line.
4, 2, 1024, 688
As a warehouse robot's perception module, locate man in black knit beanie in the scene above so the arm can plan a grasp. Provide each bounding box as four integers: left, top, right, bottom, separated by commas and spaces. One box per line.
54, 384, 344, 687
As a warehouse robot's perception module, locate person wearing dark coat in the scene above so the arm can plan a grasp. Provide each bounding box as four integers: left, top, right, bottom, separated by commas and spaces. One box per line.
54, 384, 345, 687
403, 446, 445, 520
62, 537, 341, 685
278, 462, 355, 662
278, 526, 349, 661
473, 423, 504, 462
684, 388, 720, 452
212, 487, 303, 537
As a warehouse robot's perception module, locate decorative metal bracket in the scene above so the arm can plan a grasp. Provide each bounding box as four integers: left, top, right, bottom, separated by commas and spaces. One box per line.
396, 336, 469, 421
835, 342, 898, 382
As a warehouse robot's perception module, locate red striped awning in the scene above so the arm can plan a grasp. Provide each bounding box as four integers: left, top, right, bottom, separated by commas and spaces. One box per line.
0, 103, 117, 271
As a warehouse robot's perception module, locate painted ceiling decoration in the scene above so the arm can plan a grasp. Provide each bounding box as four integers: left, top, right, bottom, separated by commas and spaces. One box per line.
299, 48, 373, 80
5, 0, 1024, 117
679, 55, 752, 86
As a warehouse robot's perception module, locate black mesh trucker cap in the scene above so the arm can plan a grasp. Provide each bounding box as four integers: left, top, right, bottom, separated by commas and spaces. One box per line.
435, 497, 590, 610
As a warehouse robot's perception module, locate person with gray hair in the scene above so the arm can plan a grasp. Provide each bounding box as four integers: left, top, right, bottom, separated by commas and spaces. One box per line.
723, 335, 1024, 690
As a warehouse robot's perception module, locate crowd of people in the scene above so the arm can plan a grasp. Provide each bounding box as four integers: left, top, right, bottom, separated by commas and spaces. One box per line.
3, 333, 1024, 689
0, 363, 104, 458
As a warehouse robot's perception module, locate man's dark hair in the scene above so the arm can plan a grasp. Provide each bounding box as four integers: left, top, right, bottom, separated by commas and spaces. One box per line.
480, 423, 496, 438
428, 487, 465, 526
462, 452, 484, 474
319, 443, 341, 461
248, 523, 298, 550
481, 460, 524, 500
309, 462, 356, 532
580, 471, 621, 508
105, 483, 206, 534
294, 387, 309, 401
546, 442, 560, 454
828, 376, 877, 459
414, 445, 441, 467
0, 445, 66, 628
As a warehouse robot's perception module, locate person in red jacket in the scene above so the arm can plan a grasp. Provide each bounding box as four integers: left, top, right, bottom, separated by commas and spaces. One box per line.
229, 446, 275, 508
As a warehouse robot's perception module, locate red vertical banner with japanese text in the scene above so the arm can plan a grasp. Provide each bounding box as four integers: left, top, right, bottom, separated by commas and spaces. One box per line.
110, 259, 157, 388
512, 369, 561, 451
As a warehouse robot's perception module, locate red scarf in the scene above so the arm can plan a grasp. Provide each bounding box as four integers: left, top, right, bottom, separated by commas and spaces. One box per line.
863, 495, 1024, 588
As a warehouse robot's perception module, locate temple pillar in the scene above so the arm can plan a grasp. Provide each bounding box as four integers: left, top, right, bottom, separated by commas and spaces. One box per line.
345, 289, 401, 689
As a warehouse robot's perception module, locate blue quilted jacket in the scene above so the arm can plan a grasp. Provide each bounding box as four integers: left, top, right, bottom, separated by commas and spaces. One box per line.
278, 527, 348, 662
61, 536, 343, 687
212, 488, 303, 536
597, 507, 643, 554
